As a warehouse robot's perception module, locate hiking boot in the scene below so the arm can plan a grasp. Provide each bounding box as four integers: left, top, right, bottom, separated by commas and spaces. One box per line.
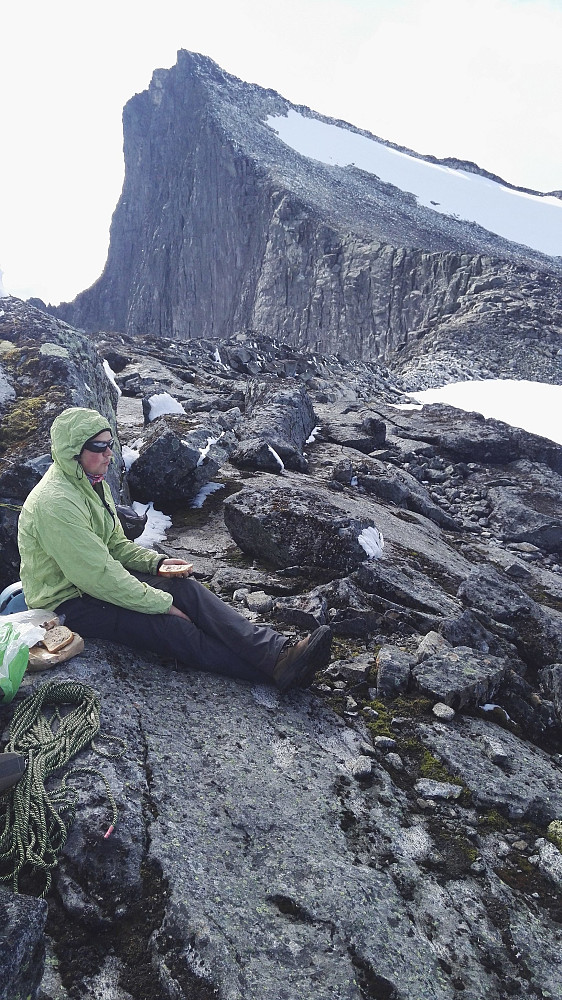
0, 752, 26, 794
272, 626, 332, 693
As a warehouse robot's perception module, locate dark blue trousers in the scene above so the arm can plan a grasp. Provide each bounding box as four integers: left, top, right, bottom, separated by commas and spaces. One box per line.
57, 575, 286, 684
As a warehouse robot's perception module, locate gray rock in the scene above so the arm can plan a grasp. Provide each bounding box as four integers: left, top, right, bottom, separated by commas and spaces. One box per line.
535, 839, 562, 890
457, 563, 562, 667
414, 779, 463, 800
0, 888, 47, 1000
274, 592, 329, 629
538, 663, 562, 721
127, 414, 233, 503
412, 647, 507, 709
432, 703, 456, 721
245, 591, 274, 614
347, 755, 373, 779
376, 645, 414, 699
418, 716, 562, 821
385, 753, 404, 770
373, 736, 397, 750
224, 484, 383, 574
416, 630, 452, 663
231, 382, 315, 473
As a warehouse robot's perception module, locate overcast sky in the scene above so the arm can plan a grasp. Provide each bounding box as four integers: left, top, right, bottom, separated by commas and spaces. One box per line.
1, 0, 561, 305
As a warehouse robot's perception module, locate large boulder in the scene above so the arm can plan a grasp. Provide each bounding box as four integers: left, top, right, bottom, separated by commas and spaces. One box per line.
127, 415, 234, 504
224, 485, 383, 573
457, 564, 562, 667
231, 382, 316, 472
488, 484, 562, 553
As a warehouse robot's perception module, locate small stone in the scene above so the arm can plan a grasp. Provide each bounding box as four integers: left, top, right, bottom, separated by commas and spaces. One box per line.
385, 753, 404, 770
432, 703, 455, 721
416, 631, 451, 663
511, 840, 529, 852
333, 681, 347, 692
348, 756, 372, 779
245, 591, 273, 614
470, 861, 486, 874
233, 588, 250, 603
496, 842, 511, 858
360, 741, 377, 758
374, 736, 397, 750
346, 696, 358, 712
362, 707, 379, 720
415, 779, 462, 801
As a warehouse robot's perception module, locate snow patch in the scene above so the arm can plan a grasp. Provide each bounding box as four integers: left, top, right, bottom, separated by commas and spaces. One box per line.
358, 526, 384, 560
122, 445, 140, 470
102, 359, 122, 397
410, 378, 562, 445
190, 482, 225, 508
268, 111, 562, 258
213, 347, 222, 364
267, 445, 285, 471
305, 424, 322, 444
147, 392, 186, 420
197, 434, 223, 466
132, 501, 172, 547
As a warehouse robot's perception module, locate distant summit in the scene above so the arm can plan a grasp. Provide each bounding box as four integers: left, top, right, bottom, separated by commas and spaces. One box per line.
52, 51, 562, 383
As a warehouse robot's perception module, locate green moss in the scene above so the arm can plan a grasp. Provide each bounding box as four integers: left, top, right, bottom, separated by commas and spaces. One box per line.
365, 700, 394, 739
0, 395, 50, 450
477, 808, 509, 833
546, 820, 562, 852
419, 749, 464, 786
392, 695, 433, 717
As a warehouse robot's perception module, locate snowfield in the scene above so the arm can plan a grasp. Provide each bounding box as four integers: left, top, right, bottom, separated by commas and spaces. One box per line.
267, 112, 562, 258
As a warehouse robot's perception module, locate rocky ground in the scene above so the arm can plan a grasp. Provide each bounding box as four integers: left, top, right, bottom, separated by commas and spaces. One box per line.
1, 297, 562, 1000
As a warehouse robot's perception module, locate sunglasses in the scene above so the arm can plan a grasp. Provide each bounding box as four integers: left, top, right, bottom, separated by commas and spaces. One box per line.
82, 438, 114, 454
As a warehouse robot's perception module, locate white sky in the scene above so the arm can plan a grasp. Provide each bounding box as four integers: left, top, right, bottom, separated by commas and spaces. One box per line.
1, 0, 561, 305
409, 379, 562, 445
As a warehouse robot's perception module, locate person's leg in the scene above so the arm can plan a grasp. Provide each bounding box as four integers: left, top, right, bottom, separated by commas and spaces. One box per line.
142, 575, 287, 675
56, 595, 277, 684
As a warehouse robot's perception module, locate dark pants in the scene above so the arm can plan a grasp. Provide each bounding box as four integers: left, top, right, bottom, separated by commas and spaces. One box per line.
57, 575, 287, 684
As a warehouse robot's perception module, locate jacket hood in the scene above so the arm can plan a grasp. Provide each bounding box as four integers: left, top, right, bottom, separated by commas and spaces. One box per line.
50, 408, 113, 477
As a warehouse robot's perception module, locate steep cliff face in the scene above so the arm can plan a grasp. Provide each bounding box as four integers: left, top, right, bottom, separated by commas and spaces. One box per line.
53, 51, 562, 379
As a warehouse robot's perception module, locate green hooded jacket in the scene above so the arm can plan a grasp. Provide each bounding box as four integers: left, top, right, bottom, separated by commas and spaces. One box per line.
17, 407, 173, 614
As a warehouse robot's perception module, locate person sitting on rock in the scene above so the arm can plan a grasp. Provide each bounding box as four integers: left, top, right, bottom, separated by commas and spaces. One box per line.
17, 407, 332, 691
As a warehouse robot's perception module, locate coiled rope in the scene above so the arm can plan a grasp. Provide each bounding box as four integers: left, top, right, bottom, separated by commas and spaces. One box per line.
0, 680, 119, 897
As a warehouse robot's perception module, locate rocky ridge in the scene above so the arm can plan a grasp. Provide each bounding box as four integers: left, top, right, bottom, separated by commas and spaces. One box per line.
1, 298, 562, 999
48, 51, 562, 386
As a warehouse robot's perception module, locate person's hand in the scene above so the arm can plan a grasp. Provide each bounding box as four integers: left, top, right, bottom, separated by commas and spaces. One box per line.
158, 558, 193, 577
168, 604, 191, 621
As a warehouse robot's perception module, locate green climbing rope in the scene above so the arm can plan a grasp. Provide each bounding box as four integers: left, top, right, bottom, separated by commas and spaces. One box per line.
0, 679, 119, 897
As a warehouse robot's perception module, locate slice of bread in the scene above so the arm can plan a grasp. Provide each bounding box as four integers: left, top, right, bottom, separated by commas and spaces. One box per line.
41, 625, 74, 653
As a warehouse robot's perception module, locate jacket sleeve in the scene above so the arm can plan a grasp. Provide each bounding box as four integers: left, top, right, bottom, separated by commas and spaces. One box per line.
33, 498, 173, 614
106, 511, 164, 574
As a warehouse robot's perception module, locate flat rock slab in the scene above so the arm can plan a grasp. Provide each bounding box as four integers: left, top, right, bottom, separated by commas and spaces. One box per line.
412, 647, 507, 709
417, 716, 562, 822
131, 665, 455, 1000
